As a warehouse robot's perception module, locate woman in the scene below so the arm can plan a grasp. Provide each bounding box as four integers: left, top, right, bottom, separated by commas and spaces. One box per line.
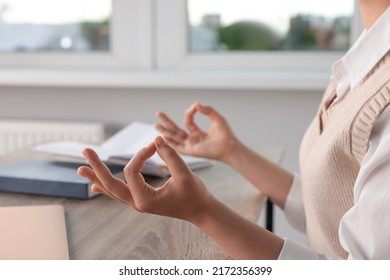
78, 0, 390, 259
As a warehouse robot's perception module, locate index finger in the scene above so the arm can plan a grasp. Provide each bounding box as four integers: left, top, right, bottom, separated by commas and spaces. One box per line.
195, 103, 225, 122
125, 142, 157, 175
154, 136, 192, 180
123, 142, 157, 207
184, 103, 203, 133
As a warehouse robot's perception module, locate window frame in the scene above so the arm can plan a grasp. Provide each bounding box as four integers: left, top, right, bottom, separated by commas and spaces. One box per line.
156, 0, 362, 72
0, 0, 153, 70
0, 0, 364, 90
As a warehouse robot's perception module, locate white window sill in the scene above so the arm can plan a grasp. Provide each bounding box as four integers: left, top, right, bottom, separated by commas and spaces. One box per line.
0, 68, 330, 91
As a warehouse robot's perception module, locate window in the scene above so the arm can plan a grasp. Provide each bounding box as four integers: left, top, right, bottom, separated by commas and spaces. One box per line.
0, 0, 153, 69
0, 0, 364, 89
0, 0, 111, 53
156, 0, 361, 72
188, 0, 354, 52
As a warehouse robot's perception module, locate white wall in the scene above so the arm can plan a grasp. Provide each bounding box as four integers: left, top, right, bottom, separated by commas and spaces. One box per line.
0, 85, 323, 244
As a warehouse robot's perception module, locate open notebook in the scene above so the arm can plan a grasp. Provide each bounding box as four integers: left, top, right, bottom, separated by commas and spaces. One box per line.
35, 121, 211, 177
0, 205, 69, 260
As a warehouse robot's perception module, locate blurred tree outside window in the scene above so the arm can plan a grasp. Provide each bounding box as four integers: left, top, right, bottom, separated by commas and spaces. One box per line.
188, 0, 353, 52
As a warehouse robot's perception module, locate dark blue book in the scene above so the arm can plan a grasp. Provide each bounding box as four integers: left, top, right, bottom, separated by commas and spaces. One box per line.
0, 159, 123, 199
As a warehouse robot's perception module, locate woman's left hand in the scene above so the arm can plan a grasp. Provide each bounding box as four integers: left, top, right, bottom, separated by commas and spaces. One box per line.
77, 136, 215, 223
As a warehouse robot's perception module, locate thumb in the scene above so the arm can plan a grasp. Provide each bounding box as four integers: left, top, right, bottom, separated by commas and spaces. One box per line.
154, 136, 192, 179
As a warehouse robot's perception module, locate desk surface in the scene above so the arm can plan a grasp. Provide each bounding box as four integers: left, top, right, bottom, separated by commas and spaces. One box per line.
0, 147, 283, 260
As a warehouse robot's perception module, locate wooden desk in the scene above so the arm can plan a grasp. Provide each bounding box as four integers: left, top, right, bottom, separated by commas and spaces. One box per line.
0, 148, 283, 260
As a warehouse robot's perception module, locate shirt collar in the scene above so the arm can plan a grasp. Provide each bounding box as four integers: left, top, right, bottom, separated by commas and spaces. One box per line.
331, 6, 390, 99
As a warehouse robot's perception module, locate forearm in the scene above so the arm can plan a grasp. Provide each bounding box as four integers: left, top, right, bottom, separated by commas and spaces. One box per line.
224, 139, 293, 209
192, 197, 284, 260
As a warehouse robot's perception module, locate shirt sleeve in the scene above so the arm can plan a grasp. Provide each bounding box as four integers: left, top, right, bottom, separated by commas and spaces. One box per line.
283, 173, 306, 233
338, 105, 390, 259
278, 238, 339, 260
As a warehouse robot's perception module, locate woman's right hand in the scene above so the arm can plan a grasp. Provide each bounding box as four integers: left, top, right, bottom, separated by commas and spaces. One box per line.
155, 102, 238, 163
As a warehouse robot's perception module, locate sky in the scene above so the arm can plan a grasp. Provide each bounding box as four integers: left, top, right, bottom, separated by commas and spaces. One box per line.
0, 0, 111, 24
189, 0, 355, 33
0, 0, 355, 32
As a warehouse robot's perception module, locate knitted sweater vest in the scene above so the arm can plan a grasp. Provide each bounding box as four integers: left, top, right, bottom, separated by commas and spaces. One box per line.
299, 52, 390, 259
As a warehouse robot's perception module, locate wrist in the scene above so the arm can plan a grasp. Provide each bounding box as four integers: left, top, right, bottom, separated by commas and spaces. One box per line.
188, 194, 221, 228
221, 137, 244, 165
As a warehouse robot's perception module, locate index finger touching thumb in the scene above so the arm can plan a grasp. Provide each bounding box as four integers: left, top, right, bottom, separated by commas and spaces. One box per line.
195, 103, 224, 122
155, 136, 192, 178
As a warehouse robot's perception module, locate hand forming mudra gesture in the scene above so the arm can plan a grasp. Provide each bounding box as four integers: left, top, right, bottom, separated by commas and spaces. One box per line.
78, 102, 285, 259
77, 136, 214, 223
77, 102, 233, 222
155, 102, 237, 163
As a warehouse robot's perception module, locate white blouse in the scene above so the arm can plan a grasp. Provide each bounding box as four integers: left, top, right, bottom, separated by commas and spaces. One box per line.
278, 6, 390, 259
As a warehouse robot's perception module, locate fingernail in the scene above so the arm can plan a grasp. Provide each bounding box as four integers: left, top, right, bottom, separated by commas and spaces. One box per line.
155, 136, 167, 147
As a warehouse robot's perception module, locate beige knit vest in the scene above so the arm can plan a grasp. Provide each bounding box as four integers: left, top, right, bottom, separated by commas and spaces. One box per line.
299, 52, 390, 259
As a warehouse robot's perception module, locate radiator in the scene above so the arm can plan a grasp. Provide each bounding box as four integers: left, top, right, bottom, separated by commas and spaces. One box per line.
0, 119, 105, 157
